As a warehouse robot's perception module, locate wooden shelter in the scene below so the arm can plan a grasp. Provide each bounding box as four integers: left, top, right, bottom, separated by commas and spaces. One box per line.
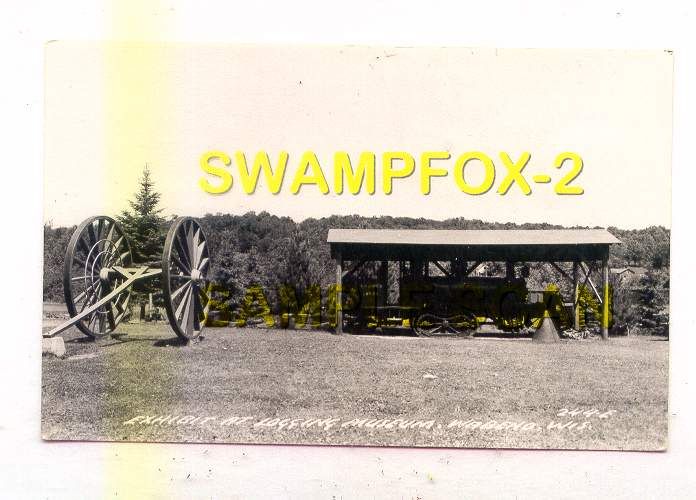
327, 228, 621, 339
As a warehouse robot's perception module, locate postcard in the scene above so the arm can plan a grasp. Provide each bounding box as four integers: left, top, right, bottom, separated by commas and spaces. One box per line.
42, 43, 671, 450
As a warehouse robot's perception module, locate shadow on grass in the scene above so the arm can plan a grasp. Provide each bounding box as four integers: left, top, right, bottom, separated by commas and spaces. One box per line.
153, 337, 191, 347
77, 333, 194, 349
65, 337, 96, 344
64, 330, 209, 348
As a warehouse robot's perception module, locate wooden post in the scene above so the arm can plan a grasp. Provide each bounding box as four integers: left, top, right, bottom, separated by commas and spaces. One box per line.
601, 254, 609, 340
335, 252, 343, 334
573, 261, 580, 330
398, 260, 406, 304
505, 261, 514, 280
380, 260, 388, 306
453, 258, 462, 280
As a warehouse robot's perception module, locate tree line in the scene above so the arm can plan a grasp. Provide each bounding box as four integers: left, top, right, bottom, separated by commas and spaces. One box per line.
43, 169, 670, 334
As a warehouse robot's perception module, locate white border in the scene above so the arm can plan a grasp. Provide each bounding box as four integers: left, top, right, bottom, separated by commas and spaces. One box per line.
2, 1, 695, 497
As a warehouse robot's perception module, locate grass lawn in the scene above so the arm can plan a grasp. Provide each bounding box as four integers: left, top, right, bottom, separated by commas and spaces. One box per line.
42, 322, 668, 450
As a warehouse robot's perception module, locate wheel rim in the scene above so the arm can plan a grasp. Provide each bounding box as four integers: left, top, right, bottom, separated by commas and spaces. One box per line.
63, 216, 132, 338
162, 217, 211, 340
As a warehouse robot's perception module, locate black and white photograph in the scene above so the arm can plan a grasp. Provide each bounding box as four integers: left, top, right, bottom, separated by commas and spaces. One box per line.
41, 44, 671, 452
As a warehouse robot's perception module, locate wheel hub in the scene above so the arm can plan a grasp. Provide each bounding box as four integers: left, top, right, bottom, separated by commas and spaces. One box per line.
191, 269, 203, 283
99, 267, 112, 282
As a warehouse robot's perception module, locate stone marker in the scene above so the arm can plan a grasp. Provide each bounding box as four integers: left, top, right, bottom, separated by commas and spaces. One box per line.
533, 316, 560, 343
42, 337, 66, 357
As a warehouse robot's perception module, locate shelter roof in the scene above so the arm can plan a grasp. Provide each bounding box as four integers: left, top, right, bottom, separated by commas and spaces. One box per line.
328, 229, 620, 246
327, 228, 620, 262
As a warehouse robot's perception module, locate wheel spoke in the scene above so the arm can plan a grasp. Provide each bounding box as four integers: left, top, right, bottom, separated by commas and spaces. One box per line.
171, 280, 191, 303
86, 222, 97, 247
73, 280, 99, 304
184, 290, 195, 335
96, 218, 104, 245
174, 233, 192, 271
179, 287, 193, 332
99, 219, 109, 252
103, 235, 124, 267
112, 235, 124, 251
191, 228, 200, 267
77, 235, 90, 255
175, 285, 193, 322
112, 294, 124, 314
171, 253, 190, 274
97, 251, 109, 270
194, 239, 206, 269
186, 223, 195, 267
105, 220, 116, 244
119, 250, 131, 264
87, 312, 97, 330
80, 281, 101, 312
198, 257, 209, 273
94, 221, 103, 253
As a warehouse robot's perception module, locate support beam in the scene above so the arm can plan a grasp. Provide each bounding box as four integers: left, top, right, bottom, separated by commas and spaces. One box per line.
573, 261, 580, 330
464, 261, 482, 277
601, 254, 609, 340
342, 258, 366, 279
579, 262, 603, 305
44, 266, 156, 338
549, 261, 573, 285
433, 260, 452, 277
335, 252, 343, 334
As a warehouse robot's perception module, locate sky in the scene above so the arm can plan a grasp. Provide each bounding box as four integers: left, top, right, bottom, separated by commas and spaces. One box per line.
44, 43, 672, 229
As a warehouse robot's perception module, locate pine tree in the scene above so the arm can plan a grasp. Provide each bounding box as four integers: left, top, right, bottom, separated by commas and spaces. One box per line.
117, 166, 167, 309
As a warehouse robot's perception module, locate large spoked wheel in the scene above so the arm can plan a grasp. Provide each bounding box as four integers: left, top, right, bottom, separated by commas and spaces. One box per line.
63, 215, 133, 339
413, 312, 478, 337
162, 217, 211, 341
